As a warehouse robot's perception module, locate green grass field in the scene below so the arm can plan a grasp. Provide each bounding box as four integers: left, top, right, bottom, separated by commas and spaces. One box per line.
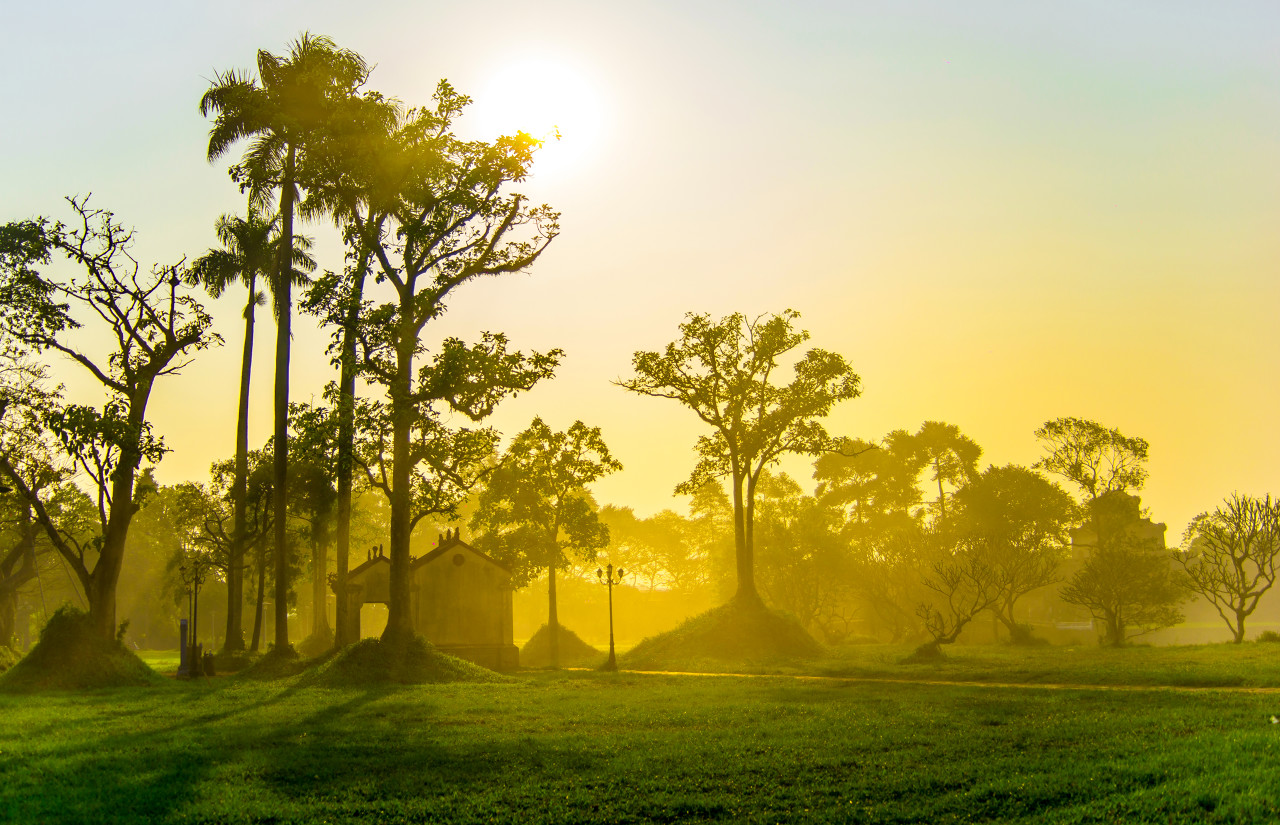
6, 645, 1280, 823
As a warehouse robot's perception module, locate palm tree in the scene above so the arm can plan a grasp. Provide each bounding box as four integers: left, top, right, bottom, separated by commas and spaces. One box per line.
189, 212, 314, 652
200, 34, 368, 652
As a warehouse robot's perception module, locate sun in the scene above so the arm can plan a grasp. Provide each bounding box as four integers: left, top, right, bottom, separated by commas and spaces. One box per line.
468, 55, 609, 182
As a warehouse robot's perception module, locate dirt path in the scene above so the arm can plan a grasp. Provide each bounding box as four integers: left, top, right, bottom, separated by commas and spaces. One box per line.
614, 668, 1280, 694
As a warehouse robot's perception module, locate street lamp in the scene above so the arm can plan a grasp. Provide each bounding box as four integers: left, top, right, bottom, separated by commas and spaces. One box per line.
596, 563, 625, 671
177, 547, 213, 677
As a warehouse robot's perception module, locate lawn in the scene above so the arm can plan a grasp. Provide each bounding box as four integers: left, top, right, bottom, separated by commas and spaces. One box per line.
4, 658, 1280, 823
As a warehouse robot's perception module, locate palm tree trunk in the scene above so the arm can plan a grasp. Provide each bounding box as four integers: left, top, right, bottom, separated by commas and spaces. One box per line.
224, 276, 255, 652
272, 145, 297, 653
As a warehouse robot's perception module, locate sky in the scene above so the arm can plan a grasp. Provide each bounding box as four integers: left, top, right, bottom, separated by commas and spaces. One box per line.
2, 1, 1277, 540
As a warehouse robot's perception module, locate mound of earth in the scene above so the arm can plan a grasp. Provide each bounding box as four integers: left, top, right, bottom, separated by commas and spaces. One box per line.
0, 606, 165, 692
520, 624, 603, 669
305, 635, 508, 686
622, 597, 824, 671
296, 627, 335, 659
238, 646, 308, 681
901, 641, 947, 663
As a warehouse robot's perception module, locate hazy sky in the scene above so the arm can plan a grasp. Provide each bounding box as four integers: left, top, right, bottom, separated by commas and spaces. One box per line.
3, 1, 1277, 539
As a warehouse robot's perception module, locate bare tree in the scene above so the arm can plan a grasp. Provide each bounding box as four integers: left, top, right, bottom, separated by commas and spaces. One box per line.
1177, 494, 1280, 643
0, 200, 218, 638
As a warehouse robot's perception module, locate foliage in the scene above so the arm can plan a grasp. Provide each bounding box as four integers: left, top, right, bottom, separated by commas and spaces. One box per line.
0, 198, 218, 638
1060, 492, 1187, 645
471, 418, 620, 586
1034, 416, 1149, 502
752, 472, 858, 643
949, 464, 1078, 640
1176, 493, 1280, 643
619, 310, 860, 602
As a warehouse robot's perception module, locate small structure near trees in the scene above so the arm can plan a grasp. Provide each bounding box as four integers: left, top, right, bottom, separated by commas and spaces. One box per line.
337, 529, 517, 671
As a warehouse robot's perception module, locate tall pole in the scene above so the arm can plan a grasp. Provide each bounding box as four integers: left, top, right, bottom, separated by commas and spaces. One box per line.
597, 564, 625, 672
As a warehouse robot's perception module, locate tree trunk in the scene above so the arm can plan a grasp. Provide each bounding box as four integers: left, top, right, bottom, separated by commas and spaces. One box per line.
1233, 612, 1246, 644
547, 563, 559, 669
224, 276, 256, 653
734, 468, 761, 605
311, 538, 330, 637
332, 261, 368, 648
272, 145, 297, 653
88, 380, 153, 640
383, 298, 416, 643
0, 501, 37, 648
250, 543, 266, 652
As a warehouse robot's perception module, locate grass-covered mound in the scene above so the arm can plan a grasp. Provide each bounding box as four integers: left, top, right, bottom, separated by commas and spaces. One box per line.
0, 606, 165, 692
622, 597, 824, 671
238, 645, 308, 681
520, 623, 603, 668
304, 635, 508, 686
296, 626, 335, 658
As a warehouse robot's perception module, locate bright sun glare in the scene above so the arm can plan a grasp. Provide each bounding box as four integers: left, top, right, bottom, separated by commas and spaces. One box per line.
468, 56, 608, 182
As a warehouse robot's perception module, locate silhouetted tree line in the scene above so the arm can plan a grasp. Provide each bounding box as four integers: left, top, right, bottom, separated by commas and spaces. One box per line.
1, 34, 1275, 658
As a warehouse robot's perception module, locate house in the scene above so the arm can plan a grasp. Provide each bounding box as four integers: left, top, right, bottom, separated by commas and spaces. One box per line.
338, 529, 518, 671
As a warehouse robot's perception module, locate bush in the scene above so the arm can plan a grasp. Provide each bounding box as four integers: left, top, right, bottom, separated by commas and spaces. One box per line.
901, 641, 947, 663
1257, 631, 1280, 644
0, 606, 165, 692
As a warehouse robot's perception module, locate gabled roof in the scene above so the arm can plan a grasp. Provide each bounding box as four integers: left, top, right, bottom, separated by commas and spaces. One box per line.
348, 553, 390, 579
413, 531, 511, 572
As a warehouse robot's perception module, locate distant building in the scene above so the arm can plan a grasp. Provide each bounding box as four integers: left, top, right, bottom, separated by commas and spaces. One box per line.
338, 529, 518, 671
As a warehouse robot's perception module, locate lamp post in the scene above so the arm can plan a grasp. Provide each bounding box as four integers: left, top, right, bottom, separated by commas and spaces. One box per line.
596, 563, 625, 671
177, 548, 212, 677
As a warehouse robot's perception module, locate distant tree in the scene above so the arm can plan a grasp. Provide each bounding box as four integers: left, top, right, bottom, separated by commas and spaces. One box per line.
471, 419, 620, 668
815, 432, 925, 528
913, 421, 981, 525
619, 310, 860, 605
599, 506, 708, 593
1177, 494, 1280, 643
915, 526, 1001, 647
202, 33, 369, 652
286, 402, 338, 647
0, 200, 217, 639
815, 431, 928, 641
949, 465, 1077, 642
1060, 491, 1185, 646
753, 472, 856, 642
1034, 417, 1149, 502
188, 210, 313, 651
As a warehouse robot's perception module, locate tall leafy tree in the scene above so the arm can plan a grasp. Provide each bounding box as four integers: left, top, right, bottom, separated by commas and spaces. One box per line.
471, 419, 620, 668
188, 210, 312, 651
1034, 417, 1149, 502
0, 199, 218, 638
913, 421, 981, 525
201, 33, 369, 651
1177, 493, 1280, 643
619, 310, 860, 605
327, 80, 560, 643
1060, 491, 1185, 646
949, 464, 1077, 641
